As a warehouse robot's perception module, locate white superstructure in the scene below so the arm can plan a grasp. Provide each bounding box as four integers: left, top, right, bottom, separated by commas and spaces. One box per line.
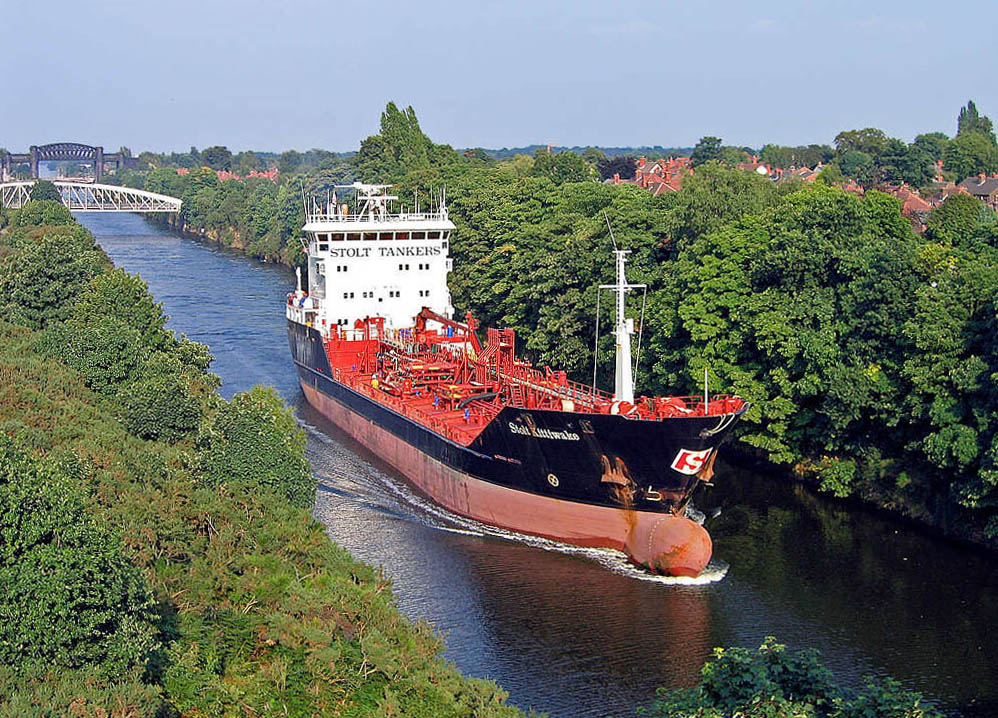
287, 183, 455, 334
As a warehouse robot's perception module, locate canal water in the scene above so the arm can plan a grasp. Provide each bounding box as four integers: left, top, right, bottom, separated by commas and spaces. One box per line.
81, 213, 998, 718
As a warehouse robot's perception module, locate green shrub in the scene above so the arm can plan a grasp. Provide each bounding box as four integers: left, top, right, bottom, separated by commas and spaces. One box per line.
0, 228, 106, 328
10, 199, 74, 228
28, 181, 62, 203
39, 317, 145, 393
0, 434, 158, 675
0, 666, 163, 718
196, 385, 314, 507
74, 268, 172, 350
642, 637, 942, 718
119, 373, 202, 441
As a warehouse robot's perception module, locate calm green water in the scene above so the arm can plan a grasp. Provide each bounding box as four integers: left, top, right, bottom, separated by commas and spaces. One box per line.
82, 213, 998, 718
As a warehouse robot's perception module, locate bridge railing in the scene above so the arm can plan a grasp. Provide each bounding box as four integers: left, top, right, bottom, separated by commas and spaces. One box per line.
0, 181, 181, 213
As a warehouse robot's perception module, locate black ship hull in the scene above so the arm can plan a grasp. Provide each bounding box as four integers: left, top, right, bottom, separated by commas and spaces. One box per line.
289, 319, 743, 575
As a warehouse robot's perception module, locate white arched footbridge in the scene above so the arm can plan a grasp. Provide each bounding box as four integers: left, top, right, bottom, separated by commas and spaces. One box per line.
0, 181, 181, 213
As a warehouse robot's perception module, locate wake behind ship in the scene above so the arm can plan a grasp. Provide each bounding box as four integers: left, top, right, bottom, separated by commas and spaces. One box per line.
286, 184, 746, 576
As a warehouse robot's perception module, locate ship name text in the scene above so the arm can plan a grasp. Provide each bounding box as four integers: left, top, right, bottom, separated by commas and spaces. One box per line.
508, 422, 581, 441
322, 245, 444, 259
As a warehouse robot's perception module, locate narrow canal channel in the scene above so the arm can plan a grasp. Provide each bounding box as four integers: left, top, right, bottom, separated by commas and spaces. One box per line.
81, 213, 998, 718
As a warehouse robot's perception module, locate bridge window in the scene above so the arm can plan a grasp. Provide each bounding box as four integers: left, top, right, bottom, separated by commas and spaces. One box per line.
318, 243, 329, 252
363, 232, 377, 241
396, 231, 410, 240
427, 231, 441, 240
346, 233, 361, 241
412, 231, 426, 240
380, 232, 393, 240
442, 241, 448, 249
331, 233, 345, 241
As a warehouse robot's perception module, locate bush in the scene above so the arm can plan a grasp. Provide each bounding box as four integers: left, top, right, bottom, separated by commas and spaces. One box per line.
74, 268, 171, 350
642, 638, 942, 718
0, 666, 162, 718
10, 199, 74, 228
0, 435, 158, 676
28, 180, 62, 203
119, 373, 202, 441
39, 317, 145, 393
0, 228, 107, 328
197, 385, 314, 507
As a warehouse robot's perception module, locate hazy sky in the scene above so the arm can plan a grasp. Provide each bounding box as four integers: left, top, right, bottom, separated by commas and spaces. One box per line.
4, 0, 996, 154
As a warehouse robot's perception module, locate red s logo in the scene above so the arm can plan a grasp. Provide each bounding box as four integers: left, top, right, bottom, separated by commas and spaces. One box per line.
671, 448, 713, 475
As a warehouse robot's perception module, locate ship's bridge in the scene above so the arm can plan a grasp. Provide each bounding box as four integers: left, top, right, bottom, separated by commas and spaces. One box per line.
298, 183, 456, 333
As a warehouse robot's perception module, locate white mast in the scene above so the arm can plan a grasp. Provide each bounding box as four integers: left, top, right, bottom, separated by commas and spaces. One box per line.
612, 249, 634, 403
598, 248, 645, 404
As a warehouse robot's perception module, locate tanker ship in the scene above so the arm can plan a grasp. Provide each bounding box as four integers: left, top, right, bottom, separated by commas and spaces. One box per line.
286, 183, 747, 576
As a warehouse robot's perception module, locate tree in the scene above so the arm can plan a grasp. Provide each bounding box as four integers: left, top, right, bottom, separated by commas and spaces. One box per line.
28, 180, 61, 202
879, 138, 934, 187
957, 100, 995, 142
691, 136, 723, 166
119, 373, 202, 441
0, 435, 158, 675
277, 149, 303, 175
531, 149, 591, 184
838, 150, 878, 186
234, 151, 262, 175
913, 132, 949, 164
0, 225, 107, 328
657, 162, 781, 254
834, 127, 888, 156
197, 386, 314, 508
353, 102, 459, 182
649, 184, 920, 496
463, 147, 494, 164
943, 131, 998, 181
10, 199, 74, 227
597, 155, 637, 180
925, 193, 991, 246
200, 145, 232, 170
582, 147, 606, 166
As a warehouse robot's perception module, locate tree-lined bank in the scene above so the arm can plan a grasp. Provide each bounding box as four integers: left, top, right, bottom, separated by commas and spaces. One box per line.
117, 102, 998, 552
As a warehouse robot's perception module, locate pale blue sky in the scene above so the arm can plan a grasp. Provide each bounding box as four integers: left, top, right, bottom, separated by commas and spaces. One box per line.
4, 0, 996, 153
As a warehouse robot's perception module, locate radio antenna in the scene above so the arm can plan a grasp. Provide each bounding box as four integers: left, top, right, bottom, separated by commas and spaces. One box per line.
603, 210, 619, 251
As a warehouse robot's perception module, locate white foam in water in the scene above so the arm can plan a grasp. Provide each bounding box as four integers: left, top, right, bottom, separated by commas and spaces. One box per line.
301, 419, 728, 585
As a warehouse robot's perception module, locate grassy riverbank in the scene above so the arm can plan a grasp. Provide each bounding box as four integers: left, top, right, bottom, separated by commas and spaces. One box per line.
0, 200, 527, 717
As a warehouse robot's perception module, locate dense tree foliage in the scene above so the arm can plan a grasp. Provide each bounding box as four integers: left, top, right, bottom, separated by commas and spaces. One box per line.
354, 101, 461, 182
531, 148, 592, 184
642, 638, 941, 718
27, 179, 61, 202
691, 136, 724, 166
0, 435, 158, 676
760, 144, 834, 169
200, 144, 233, 170
957, 100, 996, 142
197, 385, 314, 507
598, 154, 637, 179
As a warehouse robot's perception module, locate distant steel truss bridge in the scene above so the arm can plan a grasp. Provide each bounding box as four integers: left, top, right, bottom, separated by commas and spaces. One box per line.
0, 181, 181, 213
